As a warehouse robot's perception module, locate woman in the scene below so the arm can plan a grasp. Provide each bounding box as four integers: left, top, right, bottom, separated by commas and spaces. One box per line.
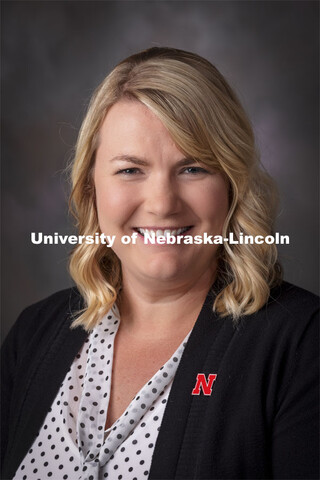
1, 47, 318, 480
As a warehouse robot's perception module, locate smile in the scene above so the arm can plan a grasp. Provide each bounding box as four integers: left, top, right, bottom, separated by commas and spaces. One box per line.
134, 227, 192, 237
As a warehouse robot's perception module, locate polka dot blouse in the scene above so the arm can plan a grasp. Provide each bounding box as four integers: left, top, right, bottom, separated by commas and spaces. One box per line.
13, 309, 191, 480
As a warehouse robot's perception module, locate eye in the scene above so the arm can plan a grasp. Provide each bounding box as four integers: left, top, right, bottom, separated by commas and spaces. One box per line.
182, 166, 209, 175
115, 168, 142, 175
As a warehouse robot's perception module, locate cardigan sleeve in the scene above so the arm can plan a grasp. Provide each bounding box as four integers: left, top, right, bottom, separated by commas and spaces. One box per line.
0, 304, 37, 464
1, 288, 83, 471
1, 316, 17, 464
271, 309, 319, 479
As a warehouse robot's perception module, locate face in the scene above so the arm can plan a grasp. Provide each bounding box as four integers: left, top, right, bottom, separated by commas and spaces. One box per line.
94, 100, 229, 289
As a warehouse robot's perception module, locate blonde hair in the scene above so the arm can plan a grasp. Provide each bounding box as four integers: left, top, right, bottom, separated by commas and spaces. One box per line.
69, 47, 282, 330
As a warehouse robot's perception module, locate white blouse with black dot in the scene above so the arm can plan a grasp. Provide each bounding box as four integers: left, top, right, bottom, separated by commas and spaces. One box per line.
14, 309, 191, 480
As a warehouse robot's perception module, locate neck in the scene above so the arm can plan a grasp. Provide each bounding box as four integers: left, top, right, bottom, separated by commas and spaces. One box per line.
117, 269, 215, 340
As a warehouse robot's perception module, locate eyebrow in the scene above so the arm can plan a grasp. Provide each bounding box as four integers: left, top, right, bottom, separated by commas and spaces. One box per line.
110, 154, 197, 167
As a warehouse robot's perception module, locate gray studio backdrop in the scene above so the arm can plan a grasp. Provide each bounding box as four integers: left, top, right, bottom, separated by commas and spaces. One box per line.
2, 1, 319, 342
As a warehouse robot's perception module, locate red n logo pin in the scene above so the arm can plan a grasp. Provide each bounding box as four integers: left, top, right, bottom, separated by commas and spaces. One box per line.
191, 373, 217, 395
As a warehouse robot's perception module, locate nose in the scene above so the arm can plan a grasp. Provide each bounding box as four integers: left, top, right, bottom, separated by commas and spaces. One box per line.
144, 175, 182, 218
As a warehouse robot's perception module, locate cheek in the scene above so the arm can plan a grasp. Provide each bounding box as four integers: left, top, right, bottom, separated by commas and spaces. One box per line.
95, 181, 137, 227
213, 186, 230, 218
194, 178, 230, 225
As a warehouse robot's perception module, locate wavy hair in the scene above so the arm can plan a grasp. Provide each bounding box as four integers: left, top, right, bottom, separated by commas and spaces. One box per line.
69, 46, 282, 330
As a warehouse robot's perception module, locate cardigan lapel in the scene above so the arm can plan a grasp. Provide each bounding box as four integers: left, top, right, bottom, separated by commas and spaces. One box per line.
149, 290, 227, 479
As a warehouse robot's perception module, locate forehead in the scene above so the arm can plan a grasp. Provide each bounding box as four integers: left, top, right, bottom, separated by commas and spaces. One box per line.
96, 99, 182, 159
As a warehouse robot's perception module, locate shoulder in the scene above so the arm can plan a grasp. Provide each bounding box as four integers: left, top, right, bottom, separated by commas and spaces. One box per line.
267, 281, 319, 314
17, 287, 84, 325
236, 281, 319, 362
15, 287, 84, 332
2, 288, 85, 360
262, 281, 318, 337
243, 281, 319, 329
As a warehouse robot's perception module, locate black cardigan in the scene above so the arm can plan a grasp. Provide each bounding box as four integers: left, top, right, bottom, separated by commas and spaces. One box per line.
1, 282, 319, 479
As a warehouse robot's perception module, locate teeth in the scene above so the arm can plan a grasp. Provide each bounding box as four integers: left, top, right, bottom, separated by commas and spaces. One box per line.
136, 227, 189, 237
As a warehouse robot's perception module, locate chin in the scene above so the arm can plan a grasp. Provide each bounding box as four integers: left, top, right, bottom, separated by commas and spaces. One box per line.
141, 257, 187, 283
